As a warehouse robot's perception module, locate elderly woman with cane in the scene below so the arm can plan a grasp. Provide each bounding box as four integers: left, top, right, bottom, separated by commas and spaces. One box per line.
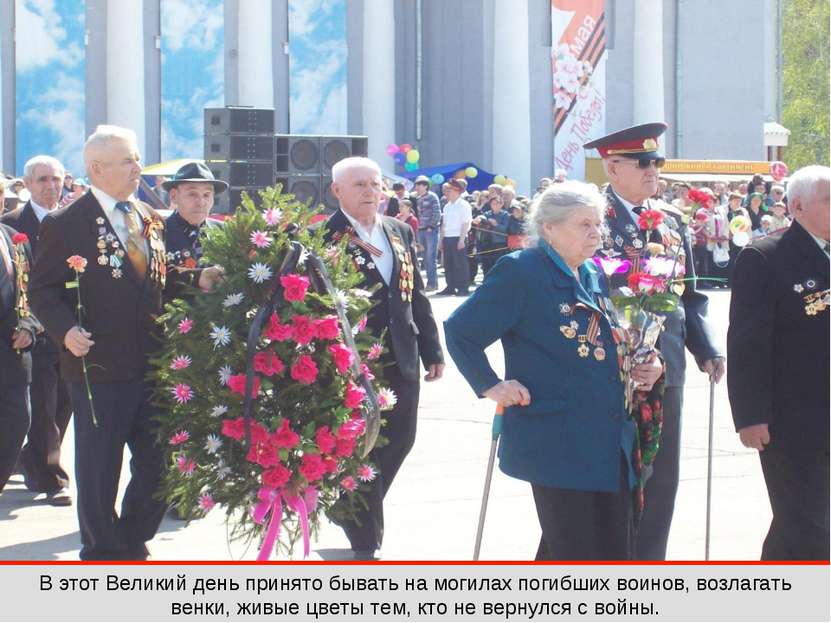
444, 181, 663, 560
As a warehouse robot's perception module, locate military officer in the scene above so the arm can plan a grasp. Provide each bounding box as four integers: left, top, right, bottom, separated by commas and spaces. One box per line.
585, 123, 724, 560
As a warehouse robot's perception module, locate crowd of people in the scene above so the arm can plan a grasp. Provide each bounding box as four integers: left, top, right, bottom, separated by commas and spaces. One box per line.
0, 118, 828, 563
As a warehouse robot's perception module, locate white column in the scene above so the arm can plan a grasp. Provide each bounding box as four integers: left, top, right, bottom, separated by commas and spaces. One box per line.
491, 0, 531, 194
362, 0, 396, 166
632, 0, 665, 124
0, 39, 4, 173
106, 0, 146, 156
238, 0, 274, 107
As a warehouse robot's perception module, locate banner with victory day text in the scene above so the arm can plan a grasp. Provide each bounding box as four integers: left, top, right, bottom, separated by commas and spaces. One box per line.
552, 0, 608, 181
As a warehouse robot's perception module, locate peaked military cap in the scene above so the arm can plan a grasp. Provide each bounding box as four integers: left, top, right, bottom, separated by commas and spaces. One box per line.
583, 122, 668, 159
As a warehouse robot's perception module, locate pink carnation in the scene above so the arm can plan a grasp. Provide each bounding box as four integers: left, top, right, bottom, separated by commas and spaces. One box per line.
199, 494, 216, 512
299, 454, 326, 482
328, 342, 354, 375
335, 437, 355, 458
290, 355, 319, 385
169, 430, 190, 446
291, 315, 317, 345
170, 355, 192, 370
340, 476, 357, 492
357, 316, 368, 333
272, 419, 300, 449
176, 455, 196, 475
171, 383, 194, 404
250, 230, 273, 249
338, 417, 366, 440
357, 464, 376, 482
262, 464, 291, 489
178, 318, 194, 334
315, 426, 337, 454
315, 315, 340, 340
253, 351, 285, 377
264, 313, 293, 341
227, 374, 261, 399
343, 382, 366, 409
281, 274, 311, 302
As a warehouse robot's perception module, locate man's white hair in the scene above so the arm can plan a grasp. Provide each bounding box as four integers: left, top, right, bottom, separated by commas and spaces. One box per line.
331, 156, 381, 184
787, 165, 830, 205
23, 155, 65, 179
83, 125, 138, 173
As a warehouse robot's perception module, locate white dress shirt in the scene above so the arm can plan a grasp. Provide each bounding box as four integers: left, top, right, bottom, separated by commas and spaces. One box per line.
442, 198, 472, 238
29, 200, 51, 222
343, 211, 393, 285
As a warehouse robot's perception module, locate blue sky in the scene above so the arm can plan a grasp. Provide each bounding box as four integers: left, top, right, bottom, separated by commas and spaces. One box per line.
15, 0, 86, 175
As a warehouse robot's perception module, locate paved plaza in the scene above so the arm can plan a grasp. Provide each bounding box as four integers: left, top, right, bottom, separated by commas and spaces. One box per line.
0, 288, 771, 562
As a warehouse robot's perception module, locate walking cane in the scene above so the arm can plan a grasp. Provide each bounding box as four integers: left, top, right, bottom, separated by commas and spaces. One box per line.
473, 404, 504, 560
704, 379, 715, 560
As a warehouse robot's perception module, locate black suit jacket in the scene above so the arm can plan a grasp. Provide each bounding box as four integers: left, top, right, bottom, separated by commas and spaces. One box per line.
2, 202, 59, 357
727, 221, 830, 449
323, 209, 443, 381
0, 224, 40, 387
600, 187, 721, 386
28, 191, 196, 384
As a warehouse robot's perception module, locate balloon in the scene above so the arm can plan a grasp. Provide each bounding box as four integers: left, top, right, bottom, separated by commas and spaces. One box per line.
505, 178, 517, 188
730, 214, 751, 234
493, 175, 506, 185
386, 144, 400, 156
406, 149, 420, 164
400, 143, 412, 153
465, 167, 478, 178
770, 160, 788, 182
404, 162, 418, 171
430, 173, 445, 184
732, 231, 750, 247
393, 153, 406, 165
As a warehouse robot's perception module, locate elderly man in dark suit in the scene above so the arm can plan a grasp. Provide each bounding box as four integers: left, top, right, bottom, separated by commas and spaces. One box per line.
0, 224, 40, 493
585, 123, 724, 560
323, 157, 444, 560
2, 155, 73, 505
728, 165, 830, 560
29, 125, 223, 560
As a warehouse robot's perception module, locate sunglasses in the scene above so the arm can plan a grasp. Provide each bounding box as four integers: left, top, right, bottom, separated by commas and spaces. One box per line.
613, 158, 666, 169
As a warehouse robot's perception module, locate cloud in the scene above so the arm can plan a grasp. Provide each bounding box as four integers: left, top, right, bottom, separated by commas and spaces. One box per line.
15, 0, 68, 72
161, 0, 224, 53
290, 49, 346, 134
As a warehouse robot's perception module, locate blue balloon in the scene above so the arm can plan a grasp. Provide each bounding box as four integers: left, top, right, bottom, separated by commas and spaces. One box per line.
394, 152, 406, 164
431, 173, 445, 184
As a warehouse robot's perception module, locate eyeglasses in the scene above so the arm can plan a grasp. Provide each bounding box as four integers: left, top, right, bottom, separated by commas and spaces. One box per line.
612, 158, 666, 169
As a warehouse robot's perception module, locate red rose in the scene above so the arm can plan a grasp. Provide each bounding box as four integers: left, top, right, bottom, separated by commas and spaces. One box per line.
334, 437, 355, 458
315, 315, 340, 340
227, 374, 261, 399
299, 454, 326, 482
12, 233, 28, 245
328, 342, 354, 375
343, 381, 366, 409
291, 315, 317, 345
253, 350, 285, 377
262, 464, 291, 489
221, 417, 246, 440
315, 425, 337, 454
640, 402, 653, 423
280, 273, 310, 302
264, 313, 293, 341
271, 419, 300, 449
249, 421, 269, 444
290, 354, 319, 385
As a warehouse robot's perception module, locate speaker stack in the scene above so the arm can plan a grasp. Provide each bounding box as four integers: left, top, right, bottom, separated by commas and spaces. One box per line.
203, 106, 368, 214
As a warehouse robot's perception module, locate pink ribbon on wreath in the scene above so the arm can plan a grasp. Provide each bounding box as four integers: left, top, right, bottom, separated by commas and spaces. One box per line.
253, 487, 283, 561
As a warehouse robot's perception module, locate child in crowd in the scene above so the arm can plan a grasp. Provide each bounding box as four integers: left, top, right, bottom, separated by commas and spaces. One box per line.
768, 201, 792, 231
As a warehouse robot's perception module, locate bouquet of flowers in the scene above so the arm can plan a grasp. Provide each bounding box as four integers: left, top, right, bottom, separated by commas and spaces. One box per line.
152, 187, 394, 559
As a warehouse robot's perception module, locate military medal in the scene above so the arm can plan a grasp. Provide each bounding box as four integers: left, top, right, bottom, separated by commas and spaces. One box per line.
794, 283, 804, 293
577, 336, 590, 358
559, 303, 572, 315
594, 346, 606, 361
560, 325, 577, 339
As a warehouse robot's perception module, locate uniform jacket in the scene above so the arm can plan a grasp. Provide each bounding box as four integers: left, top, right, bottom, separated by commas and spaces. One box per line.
600, 187, 721, 387
0, 224, 40, 387
444, 242, 636, 493
323, 209, 443, 381
28, 191, 197, 384
727, 221, 829, 450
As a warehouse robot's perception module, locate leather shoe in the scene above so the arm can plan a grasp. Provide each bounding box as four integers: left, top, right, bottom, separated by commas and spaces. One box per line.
44, 488, 72, 506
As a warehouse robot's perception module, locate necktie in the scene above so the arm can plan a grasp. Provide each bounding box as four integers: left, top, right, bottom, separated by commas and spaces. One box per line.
0, 235, 15, 311
823, 242, 830, 258
115, 201, 147, 280
632, 206, 645, 215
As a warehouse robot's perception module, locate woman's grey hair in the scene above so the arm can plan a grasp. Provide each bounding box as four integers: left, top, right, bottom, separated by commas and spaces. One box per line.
23, 155, 65, 180
787, 165, 830, 205
527, 180, 605, 242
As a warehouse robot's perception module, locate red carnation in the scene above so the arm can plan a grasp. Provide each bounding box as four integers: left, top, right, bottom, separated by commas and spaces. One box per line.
637, 208, 664, 231
247, 442, 281, 467
271, 419, 300, 449
328, 342, 354, 375
299, 454, 326, 482
343, 381, 366, 409
322, 456, 339, 474
253, 350, 285, 377
334, 437, 355, 458
290, 354, 319, 385
264, 313, 294, 341
262, 464, 291, 489
12, 233, 29, 245
315, 425, 337, 454
315, 315, 340, 340
291, 315, 317, 345
227, 374, 261, 399
221, 417, 245, 440
280, 273, 310, 302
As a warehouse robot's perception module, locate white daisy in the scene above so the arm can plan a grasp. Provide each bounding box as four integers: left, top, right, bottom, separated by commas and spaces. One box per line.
247, 262, 273, 284
377, 387, 398, 411
216, 460, 232, 481
204, 434, 223, 454
210, 404, 229, 417
217, 366, 233, 385
223, 292, 244, 308
210, 325, 232, 349
334, 289, 349, 308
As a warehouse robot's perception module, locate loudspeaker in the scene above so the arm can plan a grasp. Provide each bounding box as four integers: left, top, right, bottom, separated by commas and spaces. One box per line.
276, 175, 321, 208
207, 162, 274, 187
204, 134, 274, 161
214, 187, 266, 215
204, 107, 274, 135
275, 135, 321, 174
320, 136, 368, 175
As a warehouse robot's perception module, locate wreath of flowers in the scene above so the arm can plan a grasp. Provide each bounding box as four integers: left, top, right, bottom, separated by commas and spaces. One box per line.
152, 188, 393, 558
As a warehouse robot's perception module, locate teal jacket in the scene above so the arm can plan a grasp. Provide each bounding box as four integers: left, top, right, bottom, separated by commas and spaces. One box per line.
444, 241, 636, 492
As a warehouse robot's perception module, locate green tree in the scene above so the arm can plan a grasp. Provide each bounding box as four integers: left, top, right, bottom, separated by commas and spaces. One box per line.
782, 0, 830, 168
